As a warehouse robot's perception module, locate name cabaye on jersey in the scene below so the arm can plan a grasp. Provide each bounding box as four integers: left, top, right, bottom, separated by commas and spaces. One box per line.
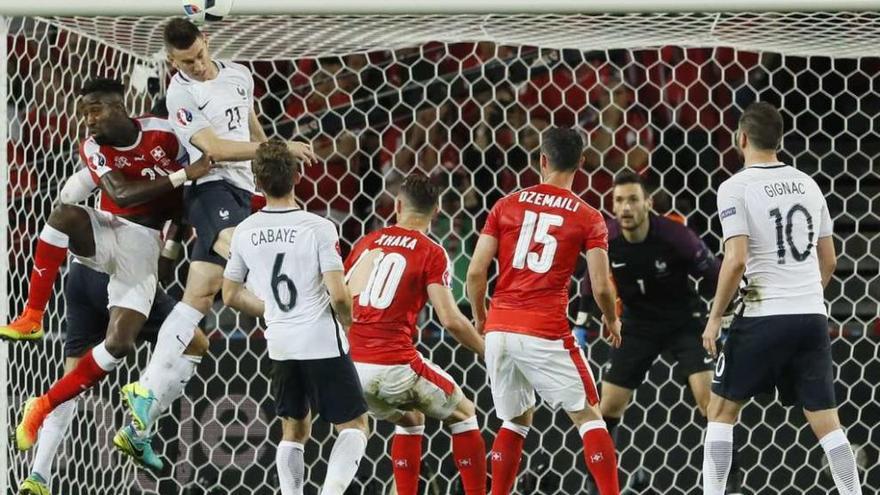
251, 227, 298, 246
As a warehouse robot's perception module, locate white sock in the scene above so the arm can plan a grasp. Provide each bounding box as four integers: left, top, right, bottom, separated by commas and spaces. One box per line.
820, 429, 862, 495
140, 302, 202, 394
501, 420, 530, 438
31, 400, 76, 481
92, 342, 122, 371
320, 428, 368, 495
277, 441, 305, 495
135, 353, 201, 439
136, 302, 203, 436
703, 422, 733, 495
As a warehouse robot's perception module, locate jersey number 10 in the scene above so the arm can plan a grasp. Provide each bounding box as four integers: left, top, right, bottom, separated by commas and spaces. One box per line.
359, 252, 407, 309
513, 210, 564, 273
769, 203, 815, 264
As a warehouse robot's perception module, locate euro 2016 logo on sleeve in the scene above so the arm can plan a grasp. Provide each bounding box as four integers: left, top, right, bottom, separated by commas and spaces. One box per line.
177, 108, 193, 127
235, 85, 246, 99
90, 152, 106, 169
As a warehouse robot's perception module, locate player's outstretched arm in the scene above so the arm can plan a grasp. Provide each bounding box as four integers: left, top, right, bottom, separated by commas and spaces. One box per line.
816, 236, 837, 289
323, 270, 352, 329
702, 235, 748, 356
99, 154, 213, 208
466, 234, 498, 334
248, 108, 268, 144
427, 284, 485, 358
190, 127, 317, 165
221, 278, 265, 317
586, 247, 621, 348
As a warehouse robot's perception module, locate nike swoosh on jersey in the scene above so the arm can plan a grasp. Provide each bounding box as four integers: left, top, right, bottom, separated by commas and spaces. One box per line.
611, 262, 626, 268
197, 100, 211, 110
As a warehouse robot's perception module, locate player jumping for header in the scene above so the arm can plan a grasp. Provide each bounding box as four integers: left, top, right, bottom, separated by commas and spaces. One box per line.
701, 102, 862, 495
467, 127, 623, 495
115, 18, 317, 451
345, 173, 487, 495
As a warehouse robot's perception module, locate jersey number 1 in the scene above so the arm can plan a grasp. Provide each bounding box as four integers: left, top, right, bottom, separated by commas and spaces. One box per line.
769, 204, 815, 264
360, 252, 407, 309
272, 253, 297, 312
513, 210, 563, 273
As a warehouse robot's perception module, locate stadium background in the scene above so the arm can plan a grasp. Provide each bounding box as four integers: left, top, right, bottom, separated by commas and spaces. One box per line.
4, 14, 879, 494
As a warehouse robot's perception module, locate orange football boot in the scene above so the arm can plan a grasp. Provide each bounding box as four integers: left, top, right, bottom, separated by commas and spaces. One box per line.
16, 396, 51, 451
0, 307, 44, 341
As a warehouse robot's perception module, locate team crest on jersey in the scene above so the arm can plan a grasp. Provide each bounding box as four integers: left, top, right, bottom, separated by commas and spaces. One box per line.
151, 146, 167, 161
176, 108, 193, 127
114, 156, 130, 168
655, 259, 668, 276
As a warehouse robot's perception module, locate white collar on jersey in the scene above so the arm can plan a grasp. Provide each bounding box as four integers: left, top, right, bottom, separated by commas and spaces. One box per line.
747, 161, 787, 169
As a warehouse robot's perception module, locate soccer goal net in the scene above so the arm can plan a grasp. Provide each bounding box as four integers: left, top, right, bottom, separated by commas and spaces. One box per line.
3, 4, 879, 494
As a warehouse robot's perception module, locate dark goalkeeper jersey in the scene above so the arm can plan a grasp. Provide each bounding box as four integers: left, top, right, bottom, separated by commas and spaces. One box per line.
581, 214, 721, 325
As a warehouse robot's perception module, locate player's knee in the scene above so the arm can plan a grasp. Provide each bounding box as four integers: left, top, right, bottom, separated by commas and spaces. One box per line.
47, 204, 88, 235
444, 397, 477, 425
282, 418, 311, 443
103, 331, 136, 358
338, 413, 370, 436
184, 328, 210, 357
396, 410, 426, 427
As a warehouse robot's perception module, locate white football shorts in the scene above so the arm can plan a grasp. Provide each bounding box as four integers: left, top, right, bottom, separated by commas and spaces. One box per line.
485, 330, 600, 421
355, 355, 464, 421
75, 206, 161, 317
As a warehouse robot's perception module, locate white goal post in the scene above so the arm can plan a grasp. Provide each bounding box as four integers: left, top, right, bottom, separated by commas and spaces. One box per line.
2, 2, 879, 494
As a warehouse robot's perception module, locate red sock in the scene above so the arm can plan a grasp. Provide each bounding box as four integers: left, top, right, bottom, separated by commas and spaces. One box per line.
582, 425, 620, 495
490, 424, 527, 495
452, 429, 487, 495
391, 430, 423, 495
45, 349, 110, 408
25, 230, 69, 312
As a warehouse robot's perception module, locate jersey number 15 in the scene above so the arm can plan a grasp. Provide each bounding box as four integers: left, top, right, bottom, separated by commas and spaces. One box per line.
513, 210, 563, 273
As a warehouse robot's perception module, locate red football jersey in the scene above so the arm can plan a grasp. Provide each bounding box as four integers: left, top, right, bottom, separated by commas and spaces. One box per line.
345, 225, 452, 365
482, 183, 608, 340
79, 116, 187, 220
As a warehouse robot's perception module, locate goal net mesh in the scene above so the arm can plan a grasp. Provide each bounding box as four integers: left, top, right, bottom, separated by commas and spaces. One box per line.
4, 12, 879, 494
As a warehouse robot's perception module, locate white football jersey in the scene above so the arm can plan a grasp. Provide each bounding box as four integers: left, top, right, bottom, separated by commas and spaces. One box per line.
166, 60, 256, 192
224, 207, 347, 360
717, 162, 833, 317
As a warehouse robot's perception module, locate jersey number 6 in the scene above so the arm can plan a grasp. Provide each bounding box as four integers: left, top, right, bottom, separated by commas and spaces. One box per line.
272, 253, 297, 312
513, 210, 564, 273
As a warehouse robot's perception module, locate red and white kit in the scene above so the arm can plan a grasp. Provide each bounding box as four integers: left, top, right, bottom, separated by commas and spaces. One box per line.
77, 116, 187, 315
345, 225, 463, 420
482, 183, 608, 420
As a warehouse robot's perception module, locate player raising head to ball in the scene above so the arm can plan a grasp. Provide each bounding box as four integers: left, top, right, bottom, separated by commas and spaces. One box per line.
467, 127, 622, 495
113, 17, 319, 452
